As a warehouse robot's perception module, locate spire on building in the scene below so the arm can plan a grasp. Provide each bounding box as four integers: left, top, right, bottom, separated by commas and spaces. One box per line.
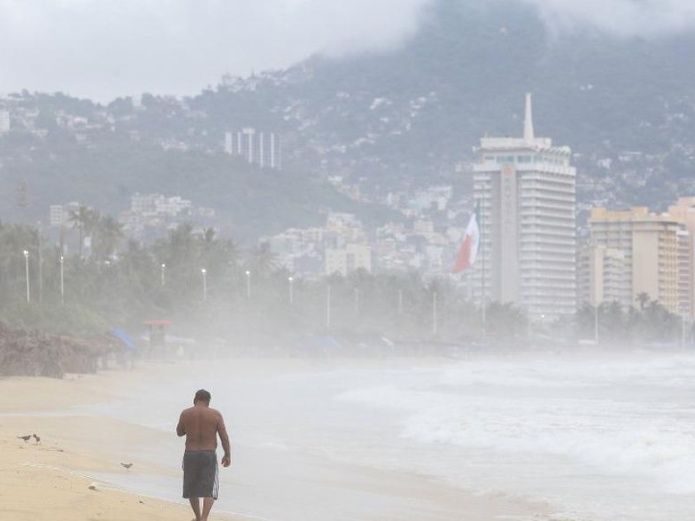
523, 92, 535, 142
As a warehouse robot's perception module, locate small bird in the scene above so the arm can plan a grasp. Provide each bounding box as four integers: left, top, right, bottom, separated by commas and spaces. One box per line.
32, 434, 40, 444
17, 435, 31, 443
120, 462, 133, 469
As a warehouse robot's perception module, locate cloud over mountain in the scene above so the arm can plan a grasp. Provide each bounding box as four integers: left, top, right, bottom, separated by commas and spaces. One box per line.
2, 0, 695, 100
0, 0, 426, 100
524, 0, 695, 37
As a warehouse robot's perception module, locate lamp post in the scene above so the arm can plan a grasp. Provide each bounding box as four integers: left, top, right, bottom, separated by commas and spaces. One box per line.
23, 250, 30, 303
201, 268, 207, 302
432, 291, 438, 337
326, 285, 332, 330
288, 276, 294, 306
59, 255, 65, 305
160, 263, 166, 287
245, 270, 251, 299
37, 222, 43, 304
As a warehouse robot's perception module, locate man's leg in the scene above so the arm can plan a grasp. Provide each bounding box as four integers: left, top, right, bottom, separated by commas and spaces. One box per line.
201, 497, 215, 521
189, 497, 201, 521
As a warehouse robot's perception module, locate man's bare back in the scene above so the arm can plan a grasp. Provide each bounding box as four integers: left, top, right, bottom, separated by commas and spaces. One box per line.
177, 405, 229, 453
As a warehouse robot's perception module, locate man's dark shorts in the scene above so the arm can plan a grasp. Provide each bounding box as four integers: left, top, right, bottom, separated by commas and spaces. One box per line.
182, 450, 219, 499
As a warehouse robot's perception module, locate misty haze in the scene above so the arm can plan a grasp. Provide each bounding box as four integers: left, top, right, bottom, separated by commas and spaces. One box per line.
2, 1, 695, 521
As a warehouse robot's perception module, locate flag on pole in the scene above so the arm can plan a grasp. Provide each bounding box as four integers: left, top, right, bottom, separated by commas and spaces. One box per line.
452, 205, 480, 273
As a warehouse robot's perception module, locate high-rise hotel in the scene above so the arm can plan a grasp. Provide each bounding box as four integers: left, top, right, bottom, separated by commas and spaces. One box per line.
470, 94, 577, 320
579, 201, 695, 318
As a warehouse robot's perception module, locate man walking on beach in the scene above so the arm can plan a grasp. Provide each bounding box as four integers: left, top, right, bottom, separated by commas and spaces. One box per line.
177, 389, 231, 521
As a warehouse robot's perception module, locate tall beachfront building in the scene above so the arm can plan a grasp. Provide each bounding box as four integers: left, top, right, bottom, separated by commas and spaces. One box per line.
582, 204, 693, 317
584, 207, 689, 315
577, 243, 631, 308
667, 198, 695, 318
471, 94, 577, 320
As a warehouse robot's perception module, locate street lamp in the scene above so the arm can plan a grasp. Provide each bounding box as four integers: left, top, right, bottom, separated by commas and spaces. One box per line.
160, 263, 166, 287
432, 291, 438, 337
59, 255, 65, 305
37, 222, 43, 304
245, 270, 251, 299
201, 268, 207, 302
326, 285, 332, 330
23, 250, 30, 303
288, 276, 294, 306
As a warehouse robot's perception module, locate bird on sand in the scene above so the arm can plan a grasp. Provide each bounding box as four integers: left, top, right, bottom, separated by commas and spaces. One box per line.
120, 462, 133, 469
32, 434, 40, 444
17, 435, 31, 443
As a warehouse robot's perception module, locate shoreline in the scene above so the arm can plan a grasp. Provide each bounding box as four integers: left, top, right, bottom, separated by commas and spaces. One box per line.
0, 359, 556, 521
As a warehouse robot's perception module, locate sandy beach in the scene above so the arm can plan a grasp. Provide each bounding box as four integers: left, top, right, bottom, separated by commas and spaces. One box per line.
0, 370, 218, 521
0, 360, 552, 521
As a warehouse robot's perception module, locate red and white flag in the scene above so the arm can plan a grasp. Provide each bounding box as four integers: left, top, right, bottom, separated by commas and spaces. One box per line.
452, 208, 480, 273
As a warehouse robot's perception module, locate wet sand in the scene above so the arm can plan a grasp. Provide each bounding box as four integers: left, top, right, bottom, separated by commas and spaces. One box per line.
0, 361, 553, 521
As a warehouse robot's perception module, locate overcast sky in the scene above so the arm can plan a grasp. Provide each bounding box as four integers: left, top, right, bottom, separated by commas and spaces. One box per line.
1, 0, 695, 102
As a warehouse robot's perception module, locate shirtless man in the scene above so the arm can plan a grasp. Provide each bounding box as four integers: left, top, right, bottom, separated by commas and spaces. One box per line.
177, 389, 231, 521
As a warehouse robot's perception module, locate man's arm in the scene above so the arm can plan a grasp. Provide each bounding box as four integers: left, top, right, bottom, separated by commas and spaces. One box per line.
176, 411, 186, 437
217, 413, 231, 467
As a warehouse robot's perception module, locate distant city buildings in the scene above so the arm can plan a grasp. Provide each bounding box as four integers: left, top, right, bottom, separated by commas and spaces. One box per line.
119, 193, 215, 239
580, 201, 695, 317
224, 129, 281, 170
263, 207, 464, 279
384, 185, 456, 217
48, 202, 81, 227
325, 244, 372, 276
327, 176, 362, 202
14, 87, 695, 325
130, 193, 192, 217
470, 94, 577, 320
577, 243, 631, 310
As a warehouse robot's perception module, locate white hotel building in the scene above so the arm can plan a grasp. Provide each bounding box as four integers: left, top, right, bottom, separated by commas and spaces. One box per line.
470, 94, 577, 320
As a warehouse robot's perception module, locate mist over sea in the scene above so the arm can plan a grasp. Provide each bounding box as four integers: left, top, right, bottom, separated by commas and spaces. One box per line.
83, 353, 695, 521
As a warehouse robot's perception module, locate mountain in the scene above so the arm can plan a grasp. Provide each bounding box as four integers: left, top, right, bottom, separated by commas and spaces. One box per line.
191, 0, 695, 212
2, 0, 695, 238
0, 95, 394, 242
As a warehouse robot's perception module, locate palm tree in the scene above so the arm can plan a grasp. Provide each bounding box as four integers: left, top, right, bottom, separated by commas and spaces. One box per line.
245, 243, 277, 279
636, 292, 650, 312
69, 205, 99, 259
486, 301, 528, 342
93, 215, 124, 260
202, 227, 216, 246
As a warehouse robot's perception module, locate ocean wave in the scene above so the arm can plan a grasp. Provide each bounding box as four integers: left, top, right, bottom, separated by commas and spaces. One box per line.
338, 354, 695, 497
